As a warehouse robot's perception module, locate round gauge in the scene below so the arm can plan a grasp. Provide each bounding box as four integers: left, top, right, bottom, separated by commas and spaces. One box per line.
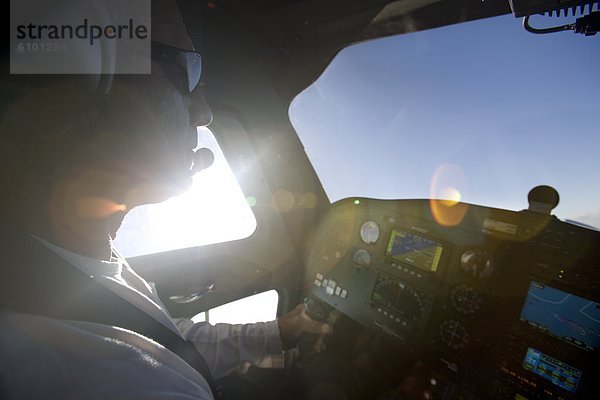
460, 249, 494, 279
352, 249, 371, 268
440, 319, 469, 350
450, 284, 483, 315
360, 221, 380, 244
372, 279, 425, 322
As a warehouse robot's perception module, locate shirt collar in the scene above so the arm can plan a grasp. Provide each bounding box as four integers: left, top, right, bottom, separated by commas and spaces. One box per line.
33, 235, 122, 277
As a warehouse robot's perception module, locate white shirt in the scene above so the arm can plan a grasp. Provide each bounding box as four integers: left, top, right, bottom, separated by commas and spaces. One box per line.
0, 311, 213, 399
37, 237, 185, 338
28, 236, 284, 396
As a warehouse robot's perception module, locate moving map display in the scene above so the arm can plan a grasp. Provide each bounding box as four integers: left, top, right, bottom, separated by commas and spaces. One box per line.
520, 281, 600, 351
386, 229, 443, 273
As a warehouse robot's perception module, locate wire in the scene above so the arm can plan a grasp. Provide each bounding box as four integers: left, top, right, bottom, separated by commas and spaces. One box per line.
523, 15, 574, 34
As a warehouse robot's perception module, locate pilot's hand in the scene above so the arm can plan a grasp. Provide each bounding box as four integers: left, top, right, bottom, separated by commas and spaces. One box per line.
278, 304, 332, 350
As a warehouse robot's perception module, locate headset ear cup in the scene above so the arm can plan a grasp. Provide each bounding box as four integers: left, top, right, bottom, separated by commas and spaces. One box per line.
2, 76, 99, 138
2, 0, 118, 166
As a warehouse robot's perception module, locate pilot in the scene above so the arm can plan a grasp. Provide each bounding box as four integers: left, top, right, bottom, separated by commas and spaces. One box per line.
0, 0, 330, 398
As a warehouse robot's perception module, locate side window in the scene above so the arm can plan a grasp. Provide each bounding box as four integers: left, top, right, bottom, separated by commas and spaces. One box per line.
192, 290, 279, 324
113, 127, 257, 257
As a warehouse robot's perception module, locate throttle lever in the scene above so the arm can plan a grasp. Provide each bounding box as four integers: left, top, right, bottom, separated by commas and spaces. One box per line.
297, 296, 332, 364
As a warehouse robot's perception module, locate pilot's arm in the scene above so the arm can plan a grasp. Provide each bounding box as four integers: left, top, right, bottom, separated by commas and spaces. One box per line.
173, 304, 332, 379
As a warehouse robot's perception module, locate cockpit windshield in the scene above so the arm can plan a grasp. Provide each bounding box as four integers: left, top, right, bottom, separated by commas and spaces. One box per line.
290, 14, 600, 228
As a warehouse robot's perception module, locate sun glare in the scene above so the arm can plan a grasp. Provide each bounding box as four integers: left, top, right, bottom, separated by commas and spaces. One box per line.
77, 197, 127, 218
439, 187, 462, 206
113, 128, 257, 258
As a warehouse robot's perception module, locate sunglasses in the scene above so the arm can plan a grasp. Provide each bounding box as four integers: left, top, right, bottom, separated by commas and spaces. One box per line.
151, 41, 202, 93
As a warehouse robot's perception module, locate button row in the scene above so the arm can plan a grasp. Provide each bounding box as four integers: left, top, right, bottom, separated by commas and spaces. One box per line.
376, 307, 407, 326
314, 273, 348, 299
390, 263, 423, 278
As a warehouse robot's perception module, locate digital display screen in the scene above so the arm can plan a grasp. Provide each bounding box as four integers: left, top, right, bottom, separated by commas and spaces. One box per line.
520, 281, 600, 351
522, 347, 581, 393
386, 229, 443, 272
371, 275, 427, 323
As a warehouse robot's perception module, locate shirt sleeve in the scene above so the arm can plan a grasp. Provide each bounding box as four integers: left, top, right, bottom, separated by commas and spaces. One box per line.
0, 312, 214, 400
174, 318, 285, 379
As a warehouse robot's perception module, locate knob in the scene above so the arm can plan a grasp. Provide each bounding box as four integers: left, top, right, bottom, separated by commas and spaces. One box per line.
527, 185, 559, 215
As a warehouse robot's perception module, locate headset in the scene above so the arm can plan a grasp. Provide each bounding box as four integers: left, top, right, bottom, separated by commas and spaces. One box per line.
2, 0, 118, 156
3, 0, 214, 177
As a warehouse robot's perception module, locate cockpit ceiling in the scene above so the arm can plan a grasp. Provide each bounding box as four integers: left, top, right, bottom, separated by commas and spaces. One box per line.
219, 0, 512, 56
208, 0, 513, 103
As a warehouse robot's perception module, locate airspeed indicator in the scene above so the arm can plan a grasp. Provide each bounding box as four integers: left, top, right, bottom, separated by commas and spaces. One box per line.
360, 221, 380, 244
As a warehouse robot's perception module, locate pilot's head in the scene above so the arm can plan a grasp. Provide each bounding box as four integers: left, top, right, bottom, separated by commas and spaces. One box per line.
0, 0, 213, 257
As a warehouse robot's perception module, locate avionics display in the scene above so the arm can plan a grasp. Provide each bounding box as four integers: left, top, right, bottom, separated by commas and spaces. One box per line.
371, 275, 427, 323
520, 281, 600, 351
522, 347, 581, 393
386, 229, 443, 272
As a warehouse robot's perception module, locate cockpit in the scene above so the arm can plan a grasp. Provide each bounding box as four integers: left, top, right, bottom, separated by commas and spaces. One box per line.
3, 0, 599, 399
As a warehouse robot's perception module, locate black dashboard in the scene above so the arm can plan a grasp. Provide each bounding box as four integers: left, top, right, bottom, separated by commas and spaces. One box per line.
303, 198, 600, 399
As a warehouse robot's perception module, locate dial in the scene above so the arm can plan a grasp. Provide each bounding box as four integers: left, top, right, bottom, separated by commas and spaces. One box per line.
440, 319, 469, 350
460, 249, 494, 279
360, 221, 380, 244
352, 249, 371, 268
372, 279, 425, 322
450, 284, 483, 315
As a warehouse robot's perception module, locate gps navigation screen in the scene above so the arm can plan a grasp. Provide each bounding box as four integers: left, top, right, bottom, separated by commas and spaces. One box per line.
386, 229, 443, 273
520, 281, 600, 351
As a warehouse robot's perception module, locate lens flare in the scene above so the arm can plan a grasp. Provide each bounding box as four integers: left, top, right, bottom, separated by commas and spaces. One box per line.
77, 197, 127, 219
430, 164, 469, 226
439, 187, 462, 206
271, 189, 295, 213
300, 192, 317, 209
246, 196, 257, 207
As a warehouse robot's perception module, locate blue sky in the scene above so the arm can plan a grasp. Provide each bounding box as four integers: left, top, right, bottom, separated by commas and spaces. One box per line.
290, 14, 600, 227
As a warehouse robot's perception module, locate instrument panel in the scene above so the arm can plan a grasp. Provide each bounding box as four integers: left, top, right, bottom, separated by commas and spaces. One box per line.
304, 198, 600, 399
